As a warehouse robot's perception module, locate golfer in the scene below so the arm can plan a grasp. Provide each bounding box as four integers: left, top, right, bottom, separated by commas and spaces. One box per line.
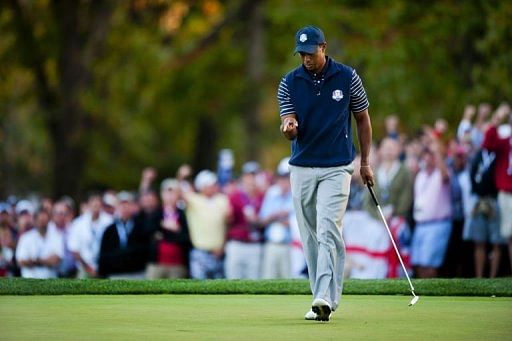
278, 26, 374, 321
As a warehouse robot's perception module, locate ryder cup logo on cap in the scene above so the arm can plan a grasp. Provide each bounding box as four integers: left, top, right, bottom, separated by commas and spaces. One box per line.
332, 89, 343, 101
294, 25, 325, 55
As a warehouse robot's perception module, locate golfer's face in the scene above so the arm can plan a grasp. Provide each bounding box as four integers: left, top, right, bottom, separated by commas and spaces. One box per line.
300, 45, 325, 72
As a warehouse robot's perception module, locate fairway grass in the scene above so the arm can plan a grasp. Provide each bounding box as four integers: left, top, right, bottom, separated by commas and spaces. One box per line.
1, 295, 510, 340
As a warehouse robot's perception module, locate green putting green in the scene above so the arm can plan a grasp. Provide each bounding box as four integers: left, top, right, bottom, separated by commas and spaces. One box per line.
1, 295, 510, 340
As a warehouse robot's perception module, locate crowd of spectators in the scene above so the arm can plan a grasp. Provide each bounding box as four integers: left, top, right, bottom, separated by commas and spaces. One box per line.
0, 103, 510, 280
0, 160, 304, 280
345, 102, 511, 279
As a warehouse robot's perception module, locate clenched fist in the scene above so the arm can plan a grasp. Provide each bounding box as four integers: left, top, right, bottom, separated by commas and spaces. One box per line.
281, 114, 298, 140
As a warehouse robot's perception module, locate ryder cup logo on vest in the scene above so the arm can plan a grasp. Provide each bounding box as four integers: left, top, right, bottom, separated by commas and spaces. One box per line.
332, 89, 343, 101
299, 33, 307, 42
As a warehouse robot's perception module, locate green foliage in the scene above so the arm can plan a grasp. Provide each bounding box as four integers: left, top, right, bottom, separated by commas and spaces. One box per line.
0, 0, 510, 196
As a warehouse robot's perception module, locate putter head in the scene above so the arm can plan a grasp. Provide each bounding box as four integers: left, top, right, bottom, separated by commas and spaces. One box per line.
409, 295, 420, 306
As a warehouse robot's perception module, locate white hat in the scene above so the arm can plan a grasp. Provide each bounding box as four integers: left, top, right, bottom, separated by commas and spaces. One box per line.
15, 200, 35, 215
103, 192, 118, 207
497, 124, 511, 139
194, 170, 217, 191
161, 178, 179, 192
117, 191, 135, 203
276, 157, 291, 176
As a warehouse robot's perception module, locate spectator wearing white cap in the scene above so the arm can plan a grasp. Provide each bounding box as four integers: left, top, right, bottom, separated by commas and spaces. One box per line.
259, 158, 294, 279
15, 200, 34, 217
102, 191, 118, 216
68, 193, 113, 278
182, 170, 230, 279
15, 209, 63, 278
225, 161, 265, 279
2, 200, 36, 277
0, 202, 13, 228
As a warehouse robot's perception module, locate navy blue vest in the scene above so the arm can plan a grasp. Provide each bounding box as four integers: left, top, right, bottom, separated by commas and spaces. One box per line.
285, 57, 355, 167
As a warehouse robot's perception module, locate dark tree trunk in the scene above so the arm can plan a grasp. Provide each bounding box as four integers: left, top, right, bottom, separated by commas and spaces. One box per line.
192, 115, 218, 173
182, 0, 262, 171
8, 0, 112, 199
243, 0, 265, 161
50, 0, 88, 199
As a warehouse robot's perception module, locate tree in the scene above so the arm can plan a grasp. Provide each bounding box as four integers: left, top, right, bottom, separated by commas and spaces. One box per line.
6, 0, 113, 198
1, 0, 510, 198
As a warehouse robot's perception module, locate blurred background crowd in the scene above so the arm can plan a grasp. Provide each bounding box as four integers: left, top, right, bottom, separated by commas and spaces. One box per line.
1, 103, 510, 280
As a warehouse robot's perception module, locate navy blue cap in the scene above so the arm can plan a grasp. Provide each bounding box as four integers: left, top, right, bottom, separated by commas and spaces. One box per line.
294, 26, 325, 55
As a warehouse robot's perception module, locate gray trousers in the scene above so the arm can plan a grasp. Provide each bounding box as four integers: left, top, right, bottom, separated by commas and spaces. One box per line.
290, 163, 353, 311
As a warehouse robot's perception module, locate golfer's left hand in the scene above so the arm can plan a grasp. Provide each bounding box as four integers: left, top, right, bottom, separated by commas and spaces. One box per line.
360, 165, 374, 186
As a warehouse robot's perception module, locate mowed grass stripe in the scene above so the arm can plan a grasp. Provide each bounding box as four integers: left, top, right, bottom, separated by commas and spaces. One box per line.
1, 295, 511, 340
1, 278, 511, 296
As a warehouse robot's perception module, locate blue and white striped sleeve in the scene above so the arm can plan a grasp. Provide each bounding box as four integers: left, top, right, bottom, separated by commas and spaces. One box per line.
349, 69, 369, 113
277, 77, 295, 117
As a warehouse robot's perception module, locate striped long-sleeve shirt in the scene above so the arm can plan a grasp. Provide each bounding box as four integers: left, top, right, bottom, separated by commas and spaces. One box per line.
278, 69, 369, 116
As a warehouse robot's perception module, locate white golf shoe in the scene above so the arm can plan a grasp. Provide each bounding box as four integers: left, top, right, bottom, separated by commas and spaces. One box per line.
311, 298, 332, 322
304, 309, 317, 320
304, 308, 334, 321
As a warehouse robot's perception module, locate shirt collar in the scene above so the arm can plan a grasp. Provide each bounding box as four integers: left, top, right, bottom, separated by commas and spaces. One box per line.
296, 56, 339, 81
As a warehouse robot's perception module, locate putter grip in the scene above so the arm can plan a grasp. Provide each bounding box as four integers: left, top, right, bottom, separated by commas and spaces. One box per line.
367, 184, 379, 206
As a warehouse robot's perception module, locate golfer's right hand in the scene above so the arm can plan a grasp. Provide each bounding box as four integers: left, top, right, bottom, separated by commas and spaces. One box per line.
360, 165, 374, 187
281, 115, 298, 140
282, 117, 298, 131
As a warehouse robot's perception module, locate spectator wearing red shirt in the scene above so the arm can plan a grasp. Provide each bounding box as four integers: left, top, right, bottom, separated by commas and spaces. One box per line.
145, 179, 191, 279
482, 103, 512, 270
225, 161, 264, 279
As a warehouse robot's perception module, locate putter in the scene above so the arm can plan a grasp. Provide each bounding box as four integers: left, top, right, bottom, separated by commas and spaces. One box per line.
367, 184, 420, 306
